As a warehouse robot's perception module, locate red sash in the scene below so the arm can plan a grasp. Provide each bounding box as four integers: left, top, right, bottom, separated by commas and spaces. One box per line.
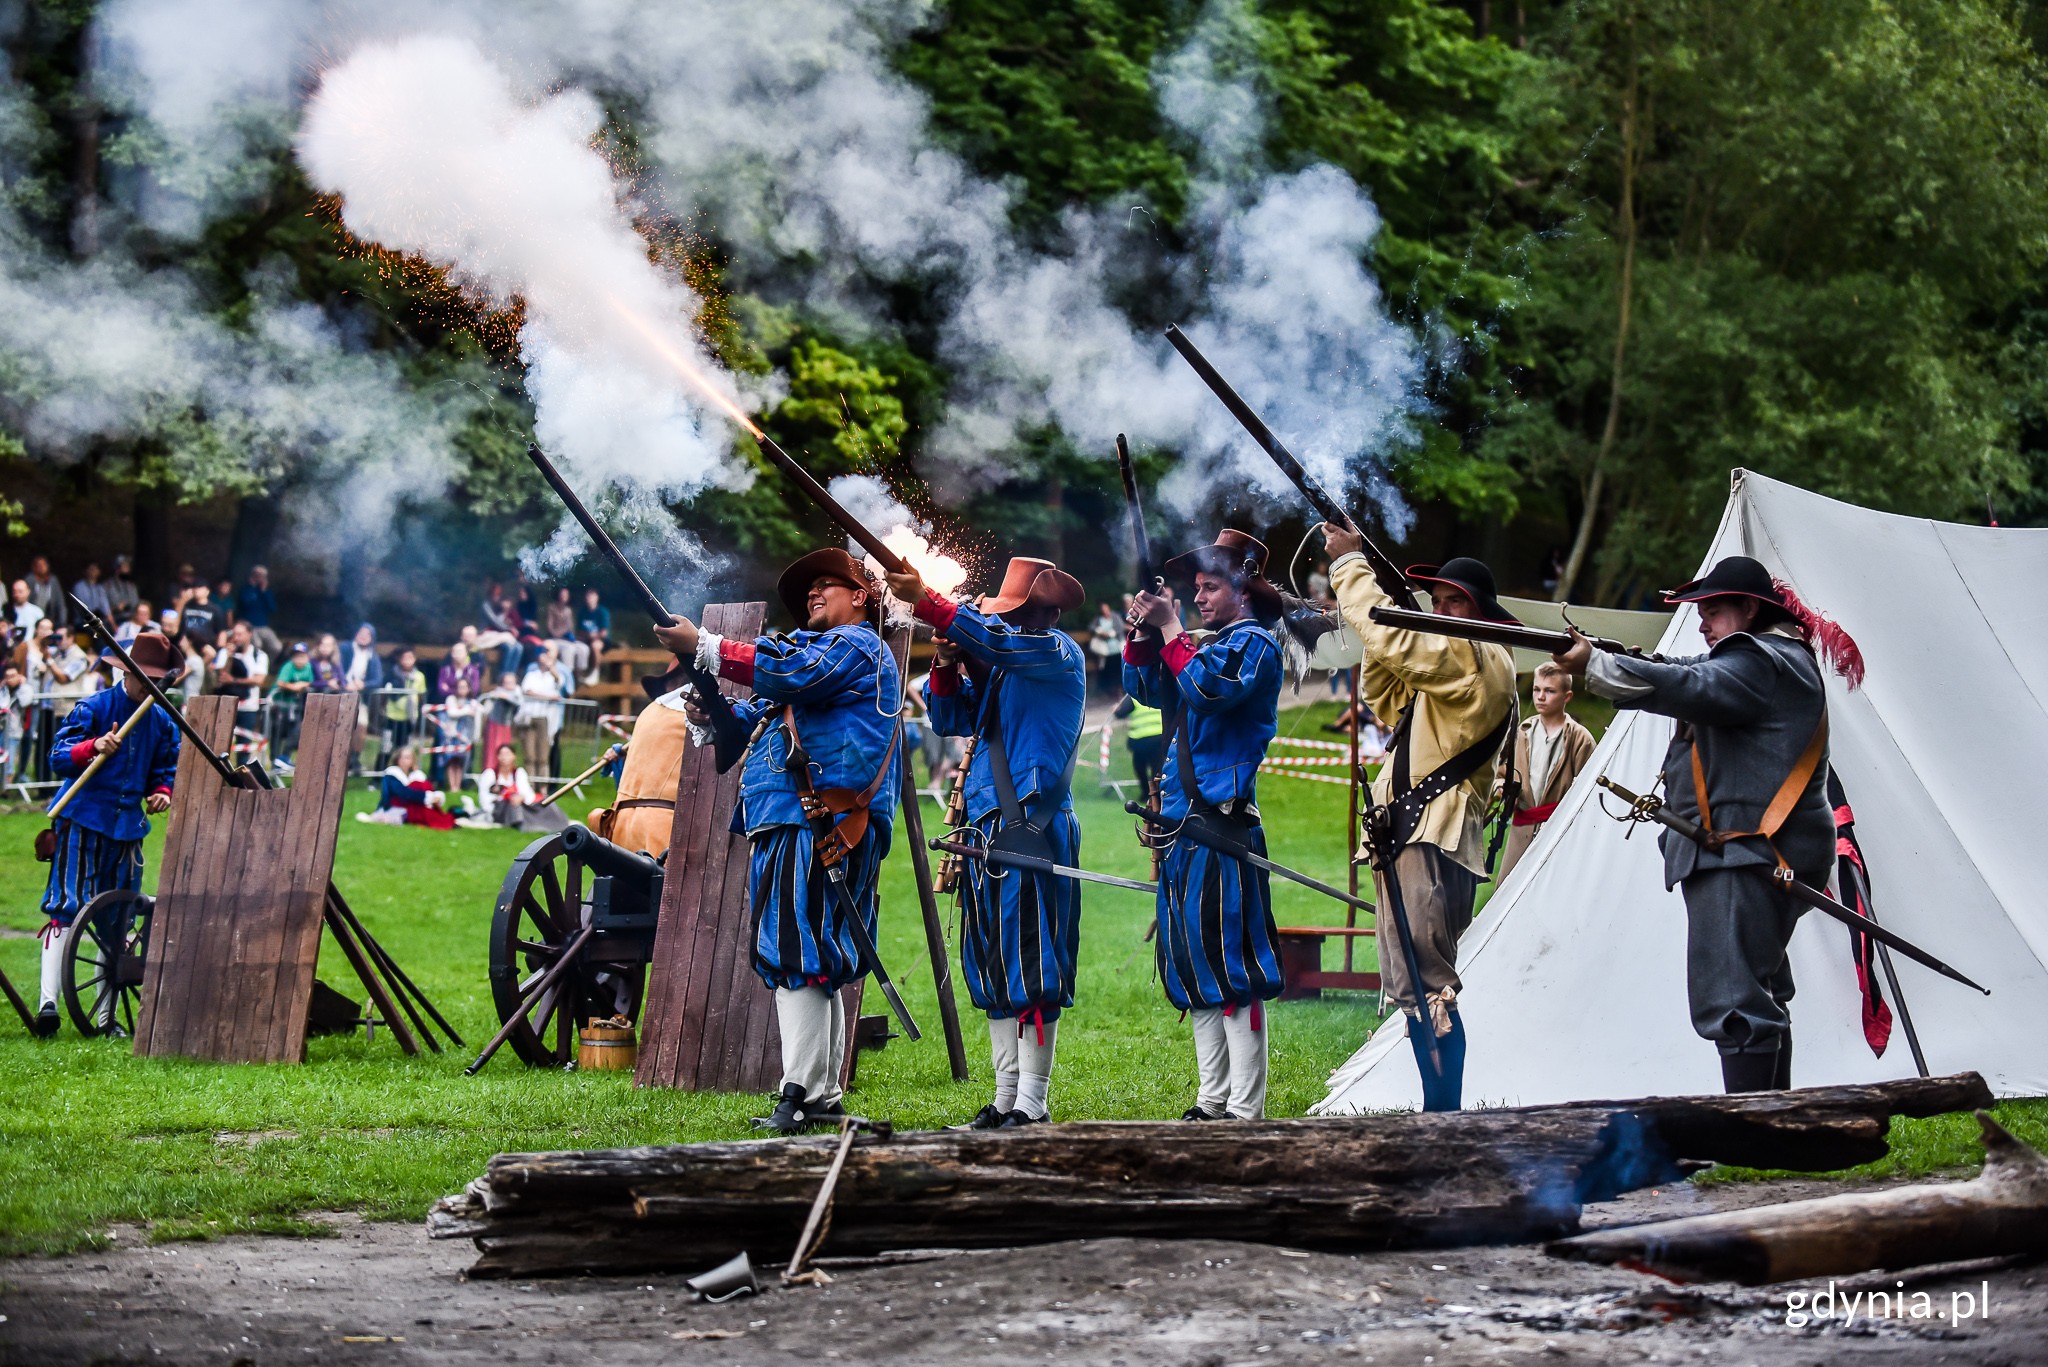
1511, 800, 1559, 827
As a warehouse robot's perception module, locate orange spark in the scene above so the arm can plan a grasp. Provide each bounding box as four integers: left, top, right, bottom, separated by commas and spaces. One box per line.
603, 294, 762, 437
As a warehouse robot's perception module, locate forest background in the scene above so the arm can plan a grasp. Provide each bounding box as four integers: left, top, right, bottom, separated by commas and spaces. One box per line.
5, 0, 2048, 636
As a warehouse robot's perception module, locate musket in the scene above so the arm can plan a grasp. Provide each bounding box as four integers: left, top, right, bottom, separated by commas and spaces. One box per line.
523, 443, 748, 774
929, 837, 1159, 894
1164, 324, 1415, 607
747, 432, 911, 575
1126, 802, 1376, 915
1596, 775, 1991, 995
69, 594, 465, 1053
1367, 605, 1644, 658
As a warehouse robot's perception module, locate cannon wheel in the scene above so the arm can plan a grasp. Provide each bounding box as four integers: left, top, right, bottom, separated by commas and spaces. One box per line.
490, 834, 584, 1067
62, 888, 153, 1039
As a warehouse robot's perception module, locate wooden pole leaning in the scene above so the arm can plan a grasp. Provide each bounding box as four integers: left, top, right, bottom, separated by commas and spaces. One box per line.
46, 699, 156, 822
884, 624, 970, 1083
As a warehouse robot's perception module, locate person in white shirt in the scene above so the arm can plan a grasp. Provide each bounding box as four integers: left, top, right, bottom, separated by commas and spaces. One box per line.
514, 647, 564, 780
10, 580, 46, 634
217, 622, 270, 718
461, 741, 566, 831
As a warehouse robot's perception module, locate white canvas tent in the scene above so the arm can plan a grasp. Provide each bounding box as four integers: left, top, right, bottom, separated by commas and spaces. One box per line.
1315, 470, 2048, 1111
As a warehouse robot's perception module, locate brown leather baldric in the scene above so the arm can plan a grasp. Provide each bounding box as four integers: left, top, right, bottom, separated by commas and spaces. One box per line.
783, 705, 900, 867
1690, 712, 1827, 882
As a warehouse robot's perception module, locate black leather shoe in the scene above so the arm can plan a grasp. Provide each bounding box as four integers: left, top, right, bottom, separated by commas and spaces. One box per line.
950, 1103, 1008, 1131
755, 1083, 824, 1133
998, 1110, 1047, 1128
1181, 1105, 1222, 1121
32, 1005, 59, 1039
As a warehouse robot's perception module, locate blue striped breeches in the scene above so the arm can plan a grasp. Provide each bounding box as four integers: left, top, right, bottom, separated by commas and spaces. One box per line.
958, 808, 1081, 1020
748, 822, 888, 993
1154, 822, 1284, 1011
40, 820, 143, 926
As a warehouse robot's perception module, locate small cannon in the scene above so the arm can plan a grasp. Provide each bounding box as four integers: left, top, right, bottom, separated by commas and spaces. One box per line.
475, 824, 668, 1072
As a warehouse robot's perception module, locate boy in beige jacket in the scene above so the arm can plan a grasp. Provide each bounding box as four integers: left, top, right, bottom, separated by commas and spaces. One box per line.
1497, 662, 1596, 881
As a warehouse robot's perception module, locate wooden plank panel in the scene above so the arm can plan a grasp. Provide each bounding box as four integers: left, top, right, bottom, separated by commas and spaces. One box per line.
265, 694, 355, 1062
134, 699, 237, 1056
135, 693, 353, 1064
720, 829, 777, 1094
152, 700, 246, 1059
633, 601, 769, 1092
684, 600, 765, 1091
658, 602, 731, 1086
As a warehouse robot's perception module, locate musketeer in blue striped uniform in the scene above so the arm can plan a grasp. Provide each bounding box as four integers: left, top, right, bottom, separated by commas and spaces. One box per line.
1124, 529, 1285, 1120
36, 631, 183, 1036
888, 556, 1087, 1130
659, 548, 901, 1133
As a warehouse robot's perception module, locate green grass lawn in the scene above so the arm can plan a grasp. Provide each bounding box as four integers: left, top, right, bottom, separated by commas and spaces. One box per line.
0, 700, 2038, 1256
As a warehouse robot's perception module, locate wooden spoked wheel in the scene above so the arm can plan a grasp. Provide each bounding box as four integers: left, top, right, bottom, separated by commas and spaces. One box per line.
62, 888, 153, 1039
489, 834, 585, 1068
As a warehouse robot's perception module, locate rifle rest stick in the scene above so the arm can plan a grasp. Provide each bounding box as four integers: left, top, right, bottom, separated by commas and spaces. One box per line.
46, 697, 157, 822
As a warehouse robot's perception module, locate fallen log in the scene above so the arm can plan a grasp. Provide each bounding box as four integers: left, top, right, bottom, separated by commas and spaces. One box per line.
427, 1074, 1991, 1278
1548, 1112, 2048, 1285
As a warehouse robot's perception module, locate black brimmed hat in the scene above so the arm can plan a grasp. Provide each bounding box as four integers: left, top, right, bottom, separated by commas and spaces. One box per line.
1406, 557, 1518, 625
1163, 529, 1283, 619
776, 547, 878, 624
1662, 555, 1785, 610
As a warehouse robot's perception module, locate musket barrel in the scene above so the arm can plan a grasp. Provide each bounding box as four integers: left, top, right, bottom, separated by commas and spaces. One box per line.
750, 432, 909, 574
525, 445, 676, 626
1367, 605, 1638, 658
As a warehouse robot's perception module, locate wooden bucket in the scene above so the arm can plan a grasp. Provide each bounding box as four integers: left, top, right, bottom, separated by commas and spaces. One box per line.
577, 1023, 637, 1071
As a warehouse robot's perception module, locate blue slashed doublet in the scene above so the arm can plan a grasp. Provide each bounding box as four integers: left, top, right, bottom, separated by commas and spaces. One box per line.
727, 623, 902, 993
42, 686, 179, 924
922, 596, 1087, 1021
1123, 618, 1285, 1010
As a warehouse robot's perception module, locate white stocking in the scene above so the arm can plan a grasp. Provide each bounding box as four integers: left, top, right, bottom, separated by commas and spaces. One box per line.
1014, 1017, 1058, 1120
1191, 1009, 1230, 1117
1222, 1006, 1269, 1119
988, 1018, 1020, 1112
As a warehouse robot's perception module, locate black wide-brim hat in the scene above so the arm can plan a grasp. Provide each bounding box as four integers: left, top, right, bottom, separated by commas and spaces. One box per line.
1406, 557, 1519, 625
776, 547, 878, 624
1663, 555, 1785, 610
1163, 529, 1283, 618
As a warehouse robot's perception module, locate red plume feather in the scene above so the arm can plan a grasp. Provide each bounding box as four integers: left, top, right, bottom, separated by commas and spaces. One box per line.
1773, 579, 1864, 690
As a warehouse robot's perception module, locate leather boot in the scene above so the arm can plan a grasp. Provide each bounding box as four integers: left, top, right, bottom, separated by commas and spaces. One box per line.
1409, 1010, 1467, 1113
1772, 1034, 1792, 1090
1720, 1048, 1779, 1093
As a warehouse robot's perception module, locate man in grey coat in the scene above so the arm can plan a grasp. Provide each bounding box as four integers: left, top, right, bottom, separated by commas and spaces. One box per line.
1557, 556, 1863, 1093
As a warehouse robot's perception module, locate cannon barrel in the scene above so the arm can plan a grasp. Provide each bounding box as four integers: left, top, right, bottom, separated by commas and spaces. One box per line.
561, 824, 664, 891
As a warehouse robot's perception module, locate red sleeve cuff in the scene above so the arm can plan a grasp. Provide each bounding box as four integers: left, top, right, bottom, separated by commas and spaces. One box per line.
1123, 637, 1160, 666
151, 785, 172, 797
717, 638, 756, 686
928, 661, 960, 695
913, 588, 958, 632
1160, 637, 1198, 674
70, 740, 98, 769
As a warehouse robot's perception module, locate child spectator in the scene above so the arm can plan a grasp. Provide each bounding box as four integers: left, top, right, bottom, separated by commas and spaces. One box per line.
576, 587, 610, 682
309, 633, 346, 692
1498, 661, 1596, 880
270, 641, 314, 763
383, 646, 427, 752
177, 584, 218, 649
436, 639, 482, 704
514, 646, 563, 780
462, 742, 566, 832
357, 745, 455, 829
431, 672, 481, 792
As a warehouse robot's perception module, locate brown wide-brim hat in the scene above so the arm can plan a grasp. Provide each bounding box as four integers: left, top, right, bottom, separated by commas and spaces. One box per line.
1163, 529, 1283, 619
978, 556, 1085, 616
1406, 557, 1519, 626
113, 629, 185, 682
776, 547, 878, 624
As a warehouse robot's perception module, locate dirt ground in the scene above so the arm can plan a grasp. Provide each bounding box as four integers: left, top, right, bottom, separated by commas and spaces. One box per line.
2, 1177, 2041, 1366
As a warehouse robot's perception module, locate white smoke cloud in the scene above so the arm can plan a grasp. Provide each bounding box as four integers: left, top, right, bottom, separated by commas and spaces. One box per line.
58, 0, 1426, 564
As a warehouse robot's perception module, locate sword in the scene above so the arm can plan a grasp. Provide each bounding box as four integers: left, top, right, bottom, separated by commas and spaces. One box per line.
817, 854, 922, 1041
928, 837, 1158, 894
1125, 802, 1376, 914
1596, 775, 1991, 995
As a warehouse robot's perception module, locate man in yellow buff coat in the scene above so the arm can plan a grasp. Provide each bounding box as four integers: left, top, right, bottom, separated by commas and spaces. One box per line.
1322, 524, 1517, 1110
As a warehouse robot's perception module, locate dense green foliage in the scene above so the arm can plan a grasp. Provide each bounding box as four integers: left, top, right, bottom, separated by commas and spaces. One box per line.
5, 0, 2048, 610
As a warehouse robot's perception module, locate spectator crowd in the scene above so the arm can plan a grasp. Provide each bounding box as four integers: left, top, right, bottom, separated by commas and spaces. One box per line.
2, 555, 617, 810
